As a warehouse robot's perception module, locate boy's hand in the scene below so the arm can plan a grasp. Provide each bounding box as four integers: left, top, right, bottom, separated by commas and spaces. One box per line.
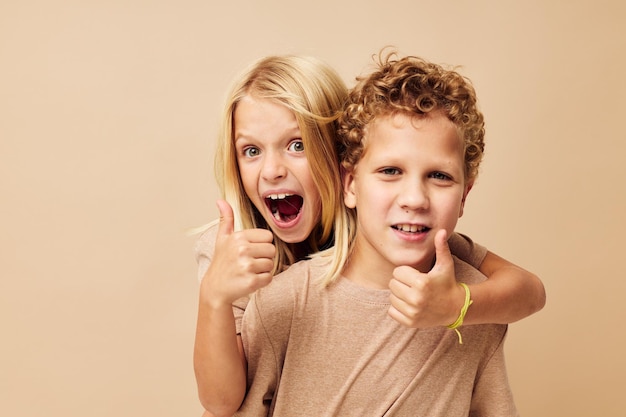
388, 229, 465, 328
199, 200, 276, 309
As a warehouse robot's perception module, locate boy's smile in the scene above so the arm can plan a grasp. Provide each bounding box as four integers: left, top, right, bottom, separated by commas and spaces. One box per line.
343, 112, 472, 287
234, 95, 322, 243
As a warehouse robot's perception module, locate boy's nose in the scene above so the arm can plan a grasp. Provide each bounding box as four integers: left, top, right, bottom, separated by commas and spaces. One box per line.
398, 182, 429, 210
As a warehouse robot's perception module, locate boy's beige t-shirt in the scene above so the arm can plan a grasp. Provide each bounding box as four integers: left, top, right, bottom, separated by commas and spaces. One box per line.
194, 222, 488, 334
236, 255, 518, 417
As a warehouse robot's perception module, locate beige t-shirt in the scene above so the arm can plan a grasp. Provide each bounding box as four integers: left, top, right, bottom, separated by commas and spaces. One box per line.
194, 222, 488, 334
237, 256, 518, 417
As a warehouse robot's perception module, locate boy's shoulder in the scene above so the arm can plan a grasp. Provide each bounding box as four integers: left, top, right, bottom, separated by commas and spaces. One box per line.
452, 255, 488, 285
248, 257, 324, 332
253, 256, 330, 313
448, 232, 488, 268
269, 255, 328, 291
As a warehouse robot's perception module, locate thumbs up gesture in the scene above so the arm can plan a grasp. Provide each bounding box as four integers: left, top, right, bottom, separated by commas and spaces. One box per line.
200, 200, 276, 308
387, 229, 466, 328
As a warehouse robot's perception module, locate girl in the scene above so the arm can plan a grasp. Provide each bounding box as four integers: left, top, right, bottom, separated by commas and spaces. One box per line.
194, 54, 544, 417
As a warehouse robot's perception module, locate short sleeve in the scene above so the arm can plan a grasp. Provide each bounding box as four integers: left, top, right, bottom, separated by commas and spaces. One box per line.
193, 220, 219, 282
448, 232, 488, 270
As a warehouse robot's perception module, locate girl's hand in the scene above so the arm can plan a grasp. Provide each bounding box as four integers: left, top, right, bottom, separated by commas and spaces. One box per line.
200, 200, 276, 309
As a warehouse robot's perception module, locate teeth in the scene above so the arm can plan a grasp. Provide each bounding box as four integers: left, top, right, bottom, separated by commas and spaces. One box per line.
267, 193, 292, 200
396, 224, 425, 233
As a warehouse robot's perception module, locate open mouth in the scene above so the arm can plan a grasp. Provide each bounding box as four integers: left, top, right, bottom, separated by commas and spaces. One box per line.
392, 224, 430, 233
264, 194, 304, 222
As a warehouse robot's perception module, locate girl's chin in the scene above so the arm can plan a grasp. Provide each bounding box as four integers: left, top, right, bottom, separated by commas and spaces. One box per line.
267, 221, 314, 245
272, 229, 311, 244
263, 212, 317, 244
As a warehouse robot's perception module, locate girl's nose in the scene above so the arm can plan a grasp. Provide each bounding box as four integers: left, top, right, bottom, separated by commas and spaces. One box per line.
261, 152, 288, 181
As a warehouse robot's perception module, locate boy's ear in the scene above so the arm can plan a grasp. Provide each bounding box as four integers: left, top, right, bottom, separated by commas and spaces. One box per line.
458, 180, 474, 218
343, 168, 357, 209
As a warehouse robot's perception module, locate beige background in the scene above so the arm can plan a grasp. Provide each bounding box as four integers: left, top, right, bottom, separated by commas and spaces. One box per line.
1, 1, 624, 416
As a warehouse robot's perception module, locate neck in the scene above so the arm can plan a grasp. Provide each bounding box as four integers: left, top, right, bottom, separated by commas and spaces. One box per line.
341, 239, 435, 289
341, 240, 396, 289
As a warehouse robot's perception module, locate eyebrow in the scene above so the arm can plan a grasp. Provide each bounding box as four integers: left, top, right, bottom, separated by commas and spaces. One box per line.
234, 125, 302, 144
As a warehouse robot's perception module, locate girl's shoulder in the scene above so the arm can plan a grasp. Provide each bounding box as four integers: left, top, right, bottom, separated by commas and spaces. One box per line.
193, 219, 220, 262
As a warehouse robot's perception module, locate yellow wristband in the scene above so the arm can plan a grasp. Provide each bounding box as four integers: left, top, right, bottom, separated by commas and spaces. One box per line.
447, 283, 473, 344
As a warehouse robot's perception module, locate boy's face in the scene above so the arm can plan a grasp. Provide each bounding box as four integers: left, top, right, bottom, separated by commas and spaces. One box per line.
234, 95, 322, 244
343, 112, 472, 278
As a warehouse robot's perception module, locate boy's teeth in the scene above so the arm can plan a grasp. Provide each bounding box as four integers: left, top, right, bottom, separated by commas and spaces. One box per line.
397, 224, 424, 233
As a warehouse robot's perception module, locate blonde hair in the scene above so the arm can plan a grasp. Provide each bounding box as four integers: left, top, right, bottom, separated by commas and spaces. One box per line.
331, 51, 486, 282
214, 55, 350, 282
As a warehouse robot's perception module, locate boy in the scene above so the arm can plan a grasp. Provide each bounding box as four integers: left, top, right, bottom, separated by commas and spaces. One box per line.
234, 52, 518, 416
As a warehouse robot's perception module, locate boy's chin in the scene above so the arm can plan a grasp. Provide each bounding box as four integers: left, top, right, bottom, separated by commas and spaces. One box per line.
389, 254, 434, 272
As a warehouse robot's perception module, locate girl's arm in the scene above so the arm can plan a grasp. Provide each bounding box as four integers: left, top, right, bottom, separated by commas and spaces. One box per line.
463, 250, 545, 325
448, 232, 546, 325
194, 294, 247, 417
193, 201, 275, 417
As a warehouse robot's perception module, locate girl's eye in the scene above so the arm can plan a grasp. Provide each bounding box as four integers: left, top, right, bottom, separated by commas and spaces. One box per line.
430, 172, 451, 181
288, 140, 305, 153
242, 146, 260, 158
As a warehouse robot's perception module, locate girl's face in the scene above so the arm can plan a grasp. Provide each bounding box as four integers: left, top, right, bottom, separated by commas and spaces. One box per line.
234, 95, 322, 244
343, 112, 472, 282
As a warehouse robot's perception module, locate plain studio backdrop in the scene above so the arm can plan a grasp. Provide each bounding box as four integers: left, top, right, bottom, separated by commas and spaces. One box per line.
1, 1, 625, 416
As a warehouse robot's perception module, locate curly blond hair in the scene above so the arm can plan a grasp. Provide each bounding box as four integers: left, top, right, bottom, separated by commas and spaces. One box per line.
338, 51, 485, 183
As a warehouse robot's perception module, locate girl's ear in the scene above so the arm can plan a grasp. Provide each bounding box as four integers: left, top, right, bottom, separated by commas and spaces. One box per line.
342, 167, 357, 209
458, 180, 474, 218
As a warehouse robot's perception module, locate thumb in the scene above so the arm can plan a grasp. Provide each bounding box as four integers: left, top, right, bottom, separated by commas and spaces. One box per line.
431, 229, 453, 274
216, 199, 235, 237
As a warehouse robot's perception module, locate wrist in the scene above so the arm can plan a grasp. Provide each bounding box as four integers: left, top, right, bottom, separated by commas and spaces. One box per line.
448, 283, 467, 324
446, 283, 473, 344
199, 283, 235, 311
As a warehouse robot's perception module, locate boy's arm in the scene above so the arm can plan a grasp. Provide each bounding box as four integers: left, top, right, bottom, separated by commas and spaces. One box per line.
464, 250, 545, 325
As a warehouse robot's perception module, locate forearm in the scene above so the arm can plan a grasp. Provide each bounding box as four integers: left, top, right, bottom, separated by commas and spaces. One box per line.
192, 206, 276, 416
193, 298, 246, 417
463, 252, 546, 325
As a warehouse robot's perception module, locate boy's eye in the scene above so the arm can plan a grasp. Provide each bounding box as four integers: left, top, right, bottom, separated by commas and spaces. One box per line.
430, 172, 450, 181
381, 167, 401, 175
242, 146, 261, 158
288, 140, 305, 153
